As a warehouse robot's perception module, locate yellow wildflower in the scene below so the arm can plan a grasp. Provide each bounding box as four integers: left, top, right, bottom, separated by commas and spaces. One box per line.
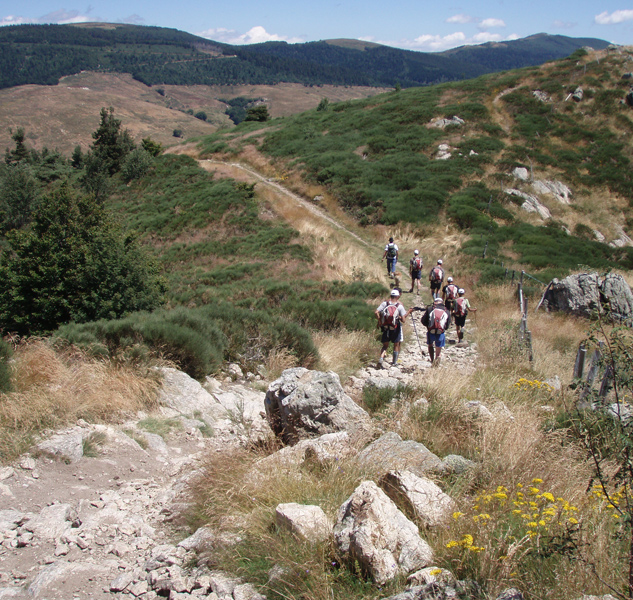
532, 478, 543, 484
446, 541, 459, 548
452, 512, 464, 520
542, 492, 555, 502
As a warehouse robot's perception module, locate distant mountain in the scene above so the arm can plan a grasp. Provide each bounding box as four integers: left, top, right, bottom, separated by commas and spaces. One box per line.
0, 23, 611, 91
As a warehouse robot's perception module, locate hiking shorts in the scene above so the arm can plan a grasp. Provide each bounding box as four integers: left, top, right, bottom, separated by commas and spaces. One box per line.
411, 270, 422, 280
381, 326, 404, 344
387, 258, 397, 274
427, 331, 446, 347
454, 315, 466, 327
430, 281, 441, 292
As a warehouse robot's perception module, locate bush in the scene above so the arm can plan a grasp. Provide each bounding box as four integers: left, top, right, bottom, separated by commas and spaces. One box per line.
121, 148, 153, 182
173, 129, 184, 138
55, 307, 225, 379
0, 338, 13, 393
194, 111, 208, 121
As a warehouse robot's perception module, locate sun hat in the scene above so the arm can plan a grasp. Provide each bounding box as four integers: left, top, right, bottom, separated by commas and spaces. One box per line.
390, 289, 400, 296
458, 288, 465, 294
433, 297, 443, 303
414, 249, 419, 254
437, 259, 443, 264
447, 276, 453, 282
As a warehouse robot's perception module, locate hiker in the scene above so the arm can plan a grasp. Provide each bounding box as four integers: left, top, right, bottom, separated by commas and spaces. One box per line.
409, 250, 423, 294
428, 259, 445, 301
453, 288, 477, 342
383, 237, 399, 278
421, 297, 451, 366
442, 276, 459, 313
375, 288, 413, 367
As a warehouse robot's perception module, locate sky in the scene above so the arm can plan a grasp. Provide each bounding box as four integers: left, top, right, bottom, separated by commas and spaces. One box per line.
0, 1, 631, 51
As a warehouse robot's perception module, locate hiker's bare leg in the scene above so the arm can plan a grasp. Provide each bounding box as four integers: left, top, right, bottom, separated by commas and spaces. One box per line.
427, 344, 434, 362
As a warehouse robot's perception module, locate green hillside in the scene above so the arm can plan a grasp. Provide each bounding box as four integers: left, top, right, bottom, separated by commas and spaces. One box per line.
198, 46, 633, 283
0, 22, 609, 90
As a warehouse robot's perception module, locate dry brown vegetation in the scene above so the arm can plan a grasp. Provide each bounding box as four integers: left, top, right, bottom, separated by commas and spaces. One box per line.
0, 340, 161, 461
0, 73, 384, 155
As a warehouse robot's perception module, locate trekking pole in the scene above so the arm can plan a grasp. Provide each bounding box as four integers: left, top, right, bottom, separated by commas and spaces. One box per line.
410, 312, 425, 358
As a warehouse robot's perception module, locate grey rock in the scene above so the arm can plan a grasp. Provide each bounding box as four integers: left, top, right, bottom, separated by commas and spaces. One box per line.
334, 480, 433, 584
0, 467, 15, 481
28, 561, 110, 598
531, 179, 572, 204
496, 589, 524, 600
233, 583, 267, 600
600, 272, 633, 325
36, 430, 84, 463
407, 567, 456, 586
532, 90, 551, 103
356, 432, 445, 477
0, 589, 23, 599
178, 527, 217, 552
379, 470, 456, 527
540, 273, 602, 318
364, 377, 401, 391
441, 455, 475, 474
264, 368, 371, 444
275, 503, 331, 543
0, 510, 25, 532
572, 87, 584, 101
429, 116, 464, 129
228, 363, 244, 379
22, 503, 79, 540
110, 570, 136, 592
505, 189, 551, 219
540, 272, 633, 324
511, 167, 529, 181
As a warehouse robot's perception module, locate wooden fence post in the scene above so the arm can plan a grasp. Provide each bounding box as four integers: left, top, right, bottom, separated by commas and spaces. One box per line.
573, 344, 587, 379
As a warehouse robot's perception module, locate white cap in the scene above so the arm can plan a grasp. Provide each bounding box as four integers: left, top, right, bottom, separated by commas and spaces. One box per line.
437, 259, 443, 264
414, 249, 419, 255
390, 289, 400, 297
458, 288, 465, 294
433, 297, 443, 304
447, 276, 453, 282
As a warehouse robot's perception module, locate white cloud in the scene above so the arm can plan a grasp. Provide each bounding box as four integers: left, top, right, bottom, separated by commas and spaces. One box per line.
595, 9, 633, 25
480, 18, 506, 28
196, 25, 303, 45
446, 14, 474, 24
411, 31, 467, 50
0, 15, 34, 26
473, 32, 503, 43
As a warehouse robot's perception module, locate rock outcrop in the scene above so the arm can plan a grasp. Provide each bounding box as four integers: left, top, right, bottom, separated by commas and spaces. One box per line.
264, 368, 371, 444
334, 481, 433, 584
539, 272, 633, 324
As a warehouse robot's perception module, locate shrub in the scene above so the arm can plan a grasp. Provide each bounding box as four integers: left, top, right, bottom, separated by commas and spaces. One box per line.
194, 111, 208, 121
55, 307, 225, 379
121, 148, 153, 182
0, 338, 13, 392
173, 129, 184, 138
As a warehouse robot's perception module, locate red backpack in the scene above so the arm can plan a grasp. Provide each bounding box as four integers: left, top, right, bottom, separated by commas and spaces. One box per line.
430, 266, 443, 282
446, 284, 458, 300
381, 302, 402, 329
412, 257, 422, 270
428, 307, 449, 333
454, 298, 468, 317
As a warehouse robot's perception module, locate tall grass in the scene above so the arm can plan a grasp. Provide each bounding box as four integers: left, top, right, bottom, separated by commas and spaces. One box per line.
0, 340, 161, 462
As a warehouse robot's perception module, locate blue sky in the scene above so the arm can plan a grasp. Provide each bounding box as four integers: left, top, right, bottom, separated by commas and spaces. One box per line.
0, 1, 631, 51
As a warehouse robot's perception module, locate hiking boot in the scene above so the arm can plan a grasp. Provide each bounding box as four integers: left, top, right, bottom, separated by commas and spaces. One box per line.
408, 288, 413, 293
432, 357, 441, 367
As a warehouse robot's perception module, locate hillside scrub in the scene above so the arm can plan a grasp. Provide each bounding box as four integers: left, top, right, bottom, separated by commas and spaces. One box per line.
199, 47, 633, 281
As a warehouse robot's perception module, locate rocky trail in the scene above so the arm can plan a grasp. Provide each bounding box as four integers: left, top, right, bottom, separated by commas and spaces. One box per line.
0, 301, 479, 600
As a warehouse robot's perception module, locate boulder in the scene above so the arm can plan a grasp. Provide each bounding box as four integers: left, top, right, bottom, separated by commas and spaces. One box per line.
504, 189, 551, 220
539, 272, 633, 325
512, 167, 529, 181
355, 432, 445, 477
539, 273, 601, 318
275, 503, 331, 543
600, 273, 633, 325
532, 90, 551, 102
531, 179, 572, 204
36, 430, 84, 463
264, 368, 371, 444
334, 481, 433, 584
379, 471, 455, 527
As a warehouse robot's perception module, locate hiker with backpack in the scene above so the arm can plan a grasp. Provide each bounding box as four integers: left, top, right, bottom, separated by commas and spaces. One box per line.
375, 288, 412, 367
421, 297, 451, 366
409, 250, 423, 295
453, 288, 476, 342
428, 259, 445, 301
383, 237, 399, 279
442, 276, 459, 313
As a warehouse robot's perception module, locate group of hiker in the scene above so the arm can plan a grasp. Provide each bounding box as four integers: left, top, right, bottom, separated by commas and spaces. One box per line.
378, 239, 476, 367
